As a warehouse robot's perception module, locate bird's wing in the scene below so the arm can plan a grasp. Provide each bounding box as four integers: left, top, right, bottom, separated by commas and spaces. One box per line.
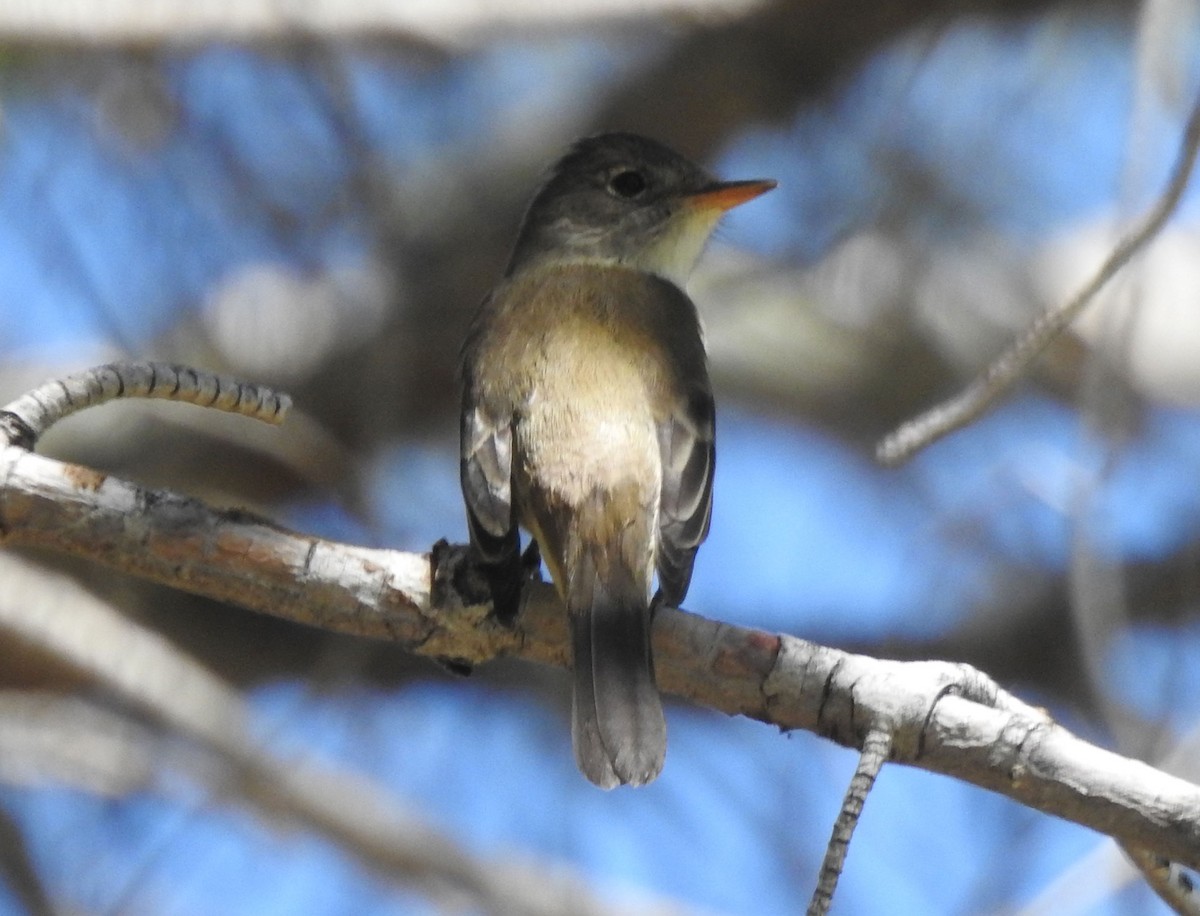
458, 294, 525, 622
460, 396, 515, 562
655, 382, 715, 608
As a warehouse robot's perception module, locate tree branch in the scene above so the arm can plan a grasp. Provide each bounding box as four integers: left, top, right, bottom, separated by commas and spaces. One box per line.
2, 423, 1199, 872
0, 361, 289, 450
807, 726, 892, 916
1122, 844, 1200, 915
876, 87, 1200, 467
0, 552, 692, 916
0, 0, 762, 47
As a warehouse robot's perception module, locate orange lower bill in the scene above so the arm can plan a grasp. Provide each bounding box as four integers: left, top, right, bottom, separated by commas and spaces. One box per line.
686, 178, 777, 212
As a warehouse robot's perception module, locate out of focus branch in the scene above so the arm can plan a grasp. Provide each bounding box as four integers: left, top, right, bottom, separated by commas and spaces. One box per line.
0, 553, 690, 916
0, 366, 690, 915
1, 367, 1199, 876
0, 692, 162, 796
0, 800, 55, 916
0, 0, 763, 47
877, 87, 1200, 466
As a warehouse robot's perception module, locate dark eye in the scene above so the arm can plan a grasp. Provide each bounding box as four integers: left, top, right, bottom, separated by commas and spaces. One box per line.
608, 170, 647, 198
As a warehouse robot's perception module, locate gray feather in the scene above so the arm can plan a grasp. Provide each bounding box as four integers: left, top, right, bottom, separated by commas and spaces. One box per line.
656, 386, 715, 607
569, 553, 665, 789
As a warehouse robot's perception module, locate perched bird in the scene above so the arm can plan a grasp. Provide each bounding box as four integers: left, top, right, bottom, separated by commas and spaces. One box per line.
459, 132, 774, 787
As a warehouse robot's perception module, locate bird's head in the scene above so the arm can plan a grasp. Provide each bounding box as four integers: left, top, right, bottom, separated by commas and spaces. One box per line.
508, 132, 775, 287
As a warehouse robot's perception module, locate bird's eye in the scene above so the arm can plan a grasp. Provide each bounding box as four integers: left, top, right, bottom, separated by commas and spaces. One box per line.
608, 170, 647, 198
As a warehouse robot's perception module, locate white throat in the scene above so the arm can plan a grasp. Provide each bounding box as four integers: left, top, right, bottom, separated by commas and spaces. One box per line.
626, 209, 724, 288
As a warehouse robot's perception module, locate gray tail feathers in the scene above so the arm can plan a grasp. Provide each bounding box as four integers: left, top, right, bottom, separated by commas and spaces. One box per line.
568, 555, 666, 789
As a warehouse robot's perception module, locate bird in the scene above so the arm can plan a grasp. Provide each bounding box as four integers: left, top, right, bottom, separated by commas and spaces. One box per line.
458, 132, 774, 787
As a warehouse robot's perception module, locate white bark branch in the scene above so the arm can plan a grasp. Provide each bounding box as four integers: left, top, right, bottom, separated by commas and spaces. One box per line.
0, 552, 692, 916
0, 0, 762, 47
0, 361, 289, 449
1, 436, 1199, 873
807, 726, 892, 916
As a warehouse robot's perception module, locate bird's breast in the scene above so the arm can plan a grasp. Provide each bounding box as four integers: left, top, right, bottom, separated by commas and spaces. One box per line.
515, 324, 661, 506
474, 262, 702, 509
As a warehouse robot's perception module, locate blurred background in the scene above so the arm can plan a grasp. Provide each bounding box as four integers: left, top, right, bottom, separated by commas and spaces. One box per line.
1, 0, 1199, 913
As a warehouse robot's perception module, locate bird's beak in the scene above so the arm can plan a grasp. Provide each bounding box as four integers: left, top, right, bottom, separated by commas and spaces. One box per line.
684, 179, 777, 213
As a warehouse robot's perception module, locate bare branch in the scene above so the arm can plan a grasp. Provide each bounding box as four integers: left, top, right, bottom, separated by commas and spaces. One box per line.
0, 800, 56, 916
0, 0, 763, 47
876, 89, 1200, 467
0, 361, 290, 449
0, 692, 161, 796
3, 440, 1200, 871
0, 554, 692, 916
1121, 844, 1200, 916
807, 726, 892, 916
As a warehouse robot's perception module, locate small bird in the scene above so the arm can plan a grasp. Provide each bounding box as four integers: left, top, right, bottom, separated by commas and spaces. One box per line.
459, 132, 774, 788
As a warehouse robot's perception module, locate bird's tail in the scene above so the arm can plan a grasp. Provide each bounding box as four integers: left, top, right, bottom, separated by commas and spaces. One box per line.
568, 551, 666, 789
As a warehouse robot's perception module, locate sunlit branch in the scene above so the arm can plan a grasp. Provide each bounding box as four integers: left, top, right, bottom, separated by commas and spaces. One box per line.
2, 364, 1199, 882
807, 726, 892, 916
0, 554, 690, 916
0, 361, 289, 450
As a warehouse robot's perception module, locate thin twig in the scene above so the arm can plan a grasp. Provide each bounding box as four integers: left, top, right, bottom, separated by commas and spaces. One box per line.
1122, 843, 1200, 916
807, 726, 892, 916
0, 361, 290, 449
877, 90, 1200, 467
0, 801, 56, 916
